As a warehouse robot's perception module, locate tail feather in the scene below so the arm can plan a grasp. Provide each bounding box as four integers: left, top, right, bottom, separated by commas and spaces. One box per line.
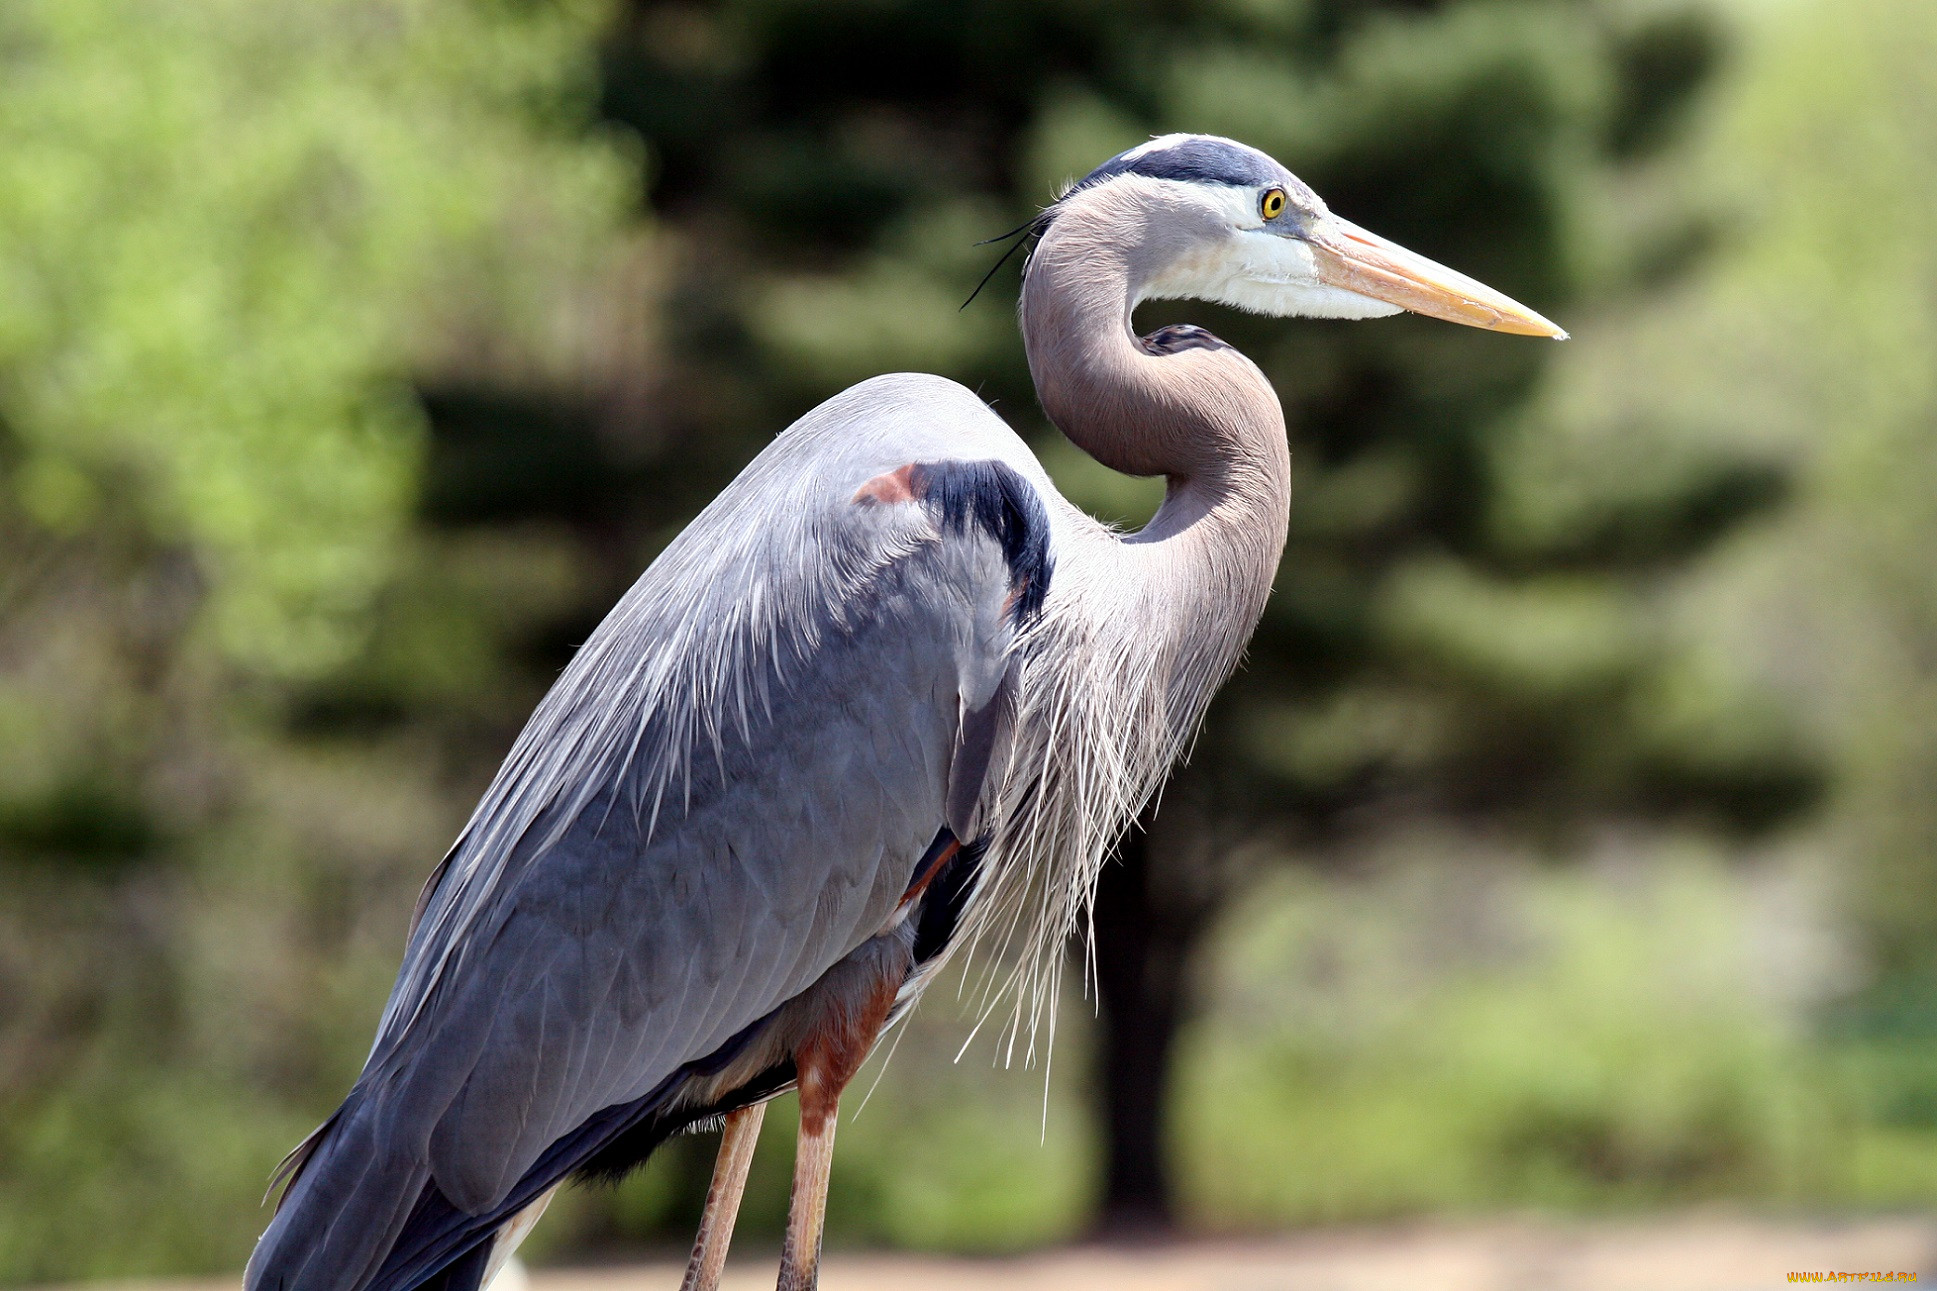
263, 1107, 345, 1210
249, 995, 802, 1291
246, 1092, 436, 1291
247, 1077, 681, 1291
361, 1088, 673, 1291
413, 1238, 493, 1291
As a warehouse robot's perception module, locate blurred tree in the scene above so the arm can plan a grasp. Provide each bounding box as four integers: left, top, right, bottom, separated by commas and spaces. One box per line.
1544, 0, 1937, 1175
1699, 0, 1937, 996
557, 0, 1822, 1235
0, 0, 637, 1276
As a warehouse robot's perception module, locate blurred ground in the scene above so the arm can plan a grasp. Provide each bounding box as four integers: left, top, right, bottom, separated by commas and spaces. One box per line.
57, 1219, 1933, 1291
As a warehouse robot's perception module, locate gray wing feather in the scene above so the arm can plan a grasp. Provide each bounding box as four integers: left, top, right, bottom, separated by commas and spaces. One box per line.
349, 374, 1044, 1214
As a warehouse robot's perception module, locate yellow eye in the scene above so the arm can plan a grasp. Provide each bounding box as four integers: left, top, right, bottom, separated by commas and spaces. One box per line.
1260, 187, 1287, 220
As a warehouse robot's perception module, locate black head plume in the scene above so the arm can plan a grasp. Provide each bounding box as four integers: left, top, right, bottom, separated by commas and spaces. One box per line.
960, 215, 1048, 311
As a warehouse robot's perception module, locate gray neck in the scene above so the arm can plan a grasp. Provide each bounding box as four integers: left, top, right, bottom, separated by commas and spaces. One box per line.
1019, 186, 1292, 647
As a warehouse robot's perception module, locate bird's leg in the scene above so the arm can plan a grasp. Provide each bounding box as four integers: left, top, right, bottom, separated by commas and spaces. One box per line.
775, 1073, 839, 1291
679, 1102, 767, 1291
775, 983, 899, 1291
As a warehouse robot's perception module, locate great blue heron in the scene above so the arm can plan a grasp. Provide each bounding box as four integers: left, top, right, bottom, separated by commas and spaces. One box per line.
245, 134, 1562, 1291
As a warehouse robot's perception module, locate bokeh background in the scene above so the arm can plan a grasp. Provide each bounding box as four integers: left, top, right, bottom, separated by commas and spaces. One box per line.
1, 0, 1934, 1279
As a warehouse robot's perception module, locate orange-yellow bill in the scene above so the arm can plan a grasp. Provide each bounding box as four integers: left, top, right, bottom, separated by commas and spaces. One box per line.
1307, 215, 1567, 339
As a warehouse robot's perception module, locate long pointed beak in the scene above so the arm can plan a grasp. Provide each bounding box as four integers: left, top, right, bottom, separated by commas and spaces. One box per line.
1305, 215, 1567, 339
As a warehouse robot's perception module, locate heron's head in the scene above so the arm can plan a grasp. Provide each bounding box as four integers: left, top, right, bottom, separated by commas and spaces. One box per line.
1036, 134, 1565, 339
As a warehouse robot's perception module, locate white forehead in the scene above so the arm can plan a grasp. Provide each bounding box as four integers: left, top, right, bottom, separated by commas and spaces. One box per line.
1111, 175, 1271, 232
1187, 180, 1269, 228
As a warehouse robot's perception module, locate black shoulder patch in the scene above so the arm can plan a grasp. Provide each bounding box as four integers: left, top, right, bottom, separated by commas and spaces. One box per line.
907, 459, 1053, 623
1141, 323, 1230, 355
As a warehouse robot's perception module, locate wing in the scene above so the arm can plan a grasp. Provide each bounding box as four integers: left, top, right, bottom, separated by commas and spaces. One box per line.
349, 375, 1052, 1217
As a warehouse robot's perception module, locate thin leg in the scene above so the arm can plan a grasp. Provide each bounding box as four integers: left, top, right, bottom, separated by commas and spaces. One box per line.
680, 1102, 768, 1291
775, 1075, 839, 1291
771, 941, 908, 1291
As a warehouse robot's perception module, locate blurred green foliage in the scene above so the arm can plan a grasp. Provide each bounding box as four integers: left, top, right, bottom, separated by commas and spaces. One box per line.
0, 0, 633, 675
0, 0, 1935, 1280
1721, 0, 1937, 985
1553, 0, 1937, 1206
0, 0, 635, 1276
1180, 851, 1834, 1220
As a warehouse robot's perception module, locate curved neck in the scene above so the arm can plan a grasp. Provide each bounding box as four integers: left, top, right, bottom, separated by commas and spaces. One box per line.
1020, 195, 1292, 557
